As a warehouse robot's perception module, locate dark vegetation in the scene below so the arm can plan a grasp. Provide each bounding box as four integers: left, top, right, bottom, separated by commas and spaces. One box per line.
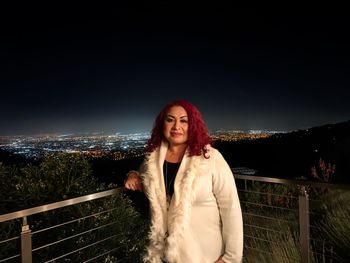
0, 154, 149, 262
215, 120, 350, 183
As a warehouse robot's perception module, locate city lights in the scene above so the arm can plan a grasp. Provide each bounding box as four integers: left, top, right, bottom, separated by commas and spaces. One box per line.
0, 130, 286, 160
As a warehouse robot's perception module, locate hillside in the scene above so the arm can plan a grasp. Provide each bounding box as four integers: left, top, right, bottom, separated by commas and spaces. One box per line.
214, 120, 350, 183
0, 149, 28, 165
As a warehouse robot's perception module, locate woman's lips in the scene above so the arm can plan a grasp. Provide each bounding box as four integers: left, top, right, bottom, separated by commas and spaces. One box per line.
170, 132, 182, 137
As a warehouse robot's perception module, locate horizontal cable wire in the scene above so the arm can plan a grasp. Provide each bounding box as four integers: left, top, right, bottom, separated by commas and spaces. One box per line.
311, 251, 337, 259
44, 234, 122, 263
243, 212, 297, 224
32, 207, 119, 235
234, 175, 350, 190
244, 234, 284, 244
241, 200, 298, 212
310, 249, 335, 257
82, 247, 120, 263
238, 189, 299, 200
244, 223, 288, 235
33, 220, 120, 252
310, 244, 335, 251
0, 253, 20, 263
0, 235, 19, 244
309, 214, 350, 220
244, 245, 277, 255
309, 237, 331, 243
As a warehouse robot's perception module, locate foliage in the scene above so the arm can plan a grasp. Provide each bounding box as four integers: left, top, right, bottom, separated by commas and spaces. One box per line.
315, 190, 350, 262
244, 226, 301, 263
239, 177, 350, 263
308, 158, 350, 261
239, 182, 300, 262
239, 181, 320, 263
241, 181, 299, 209
311, 158, 336, 183
0, 153, 98, 213
0, 153, 149, 262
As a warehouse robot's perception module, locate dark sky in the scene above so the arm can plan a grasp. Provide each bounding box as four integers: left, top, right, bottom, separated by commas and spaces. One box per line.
1, 6, 349, 135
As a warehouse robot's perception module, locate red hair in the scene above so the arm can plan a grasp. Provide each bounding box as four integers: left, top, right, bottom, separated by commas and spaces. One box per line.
146, 100, 212, 157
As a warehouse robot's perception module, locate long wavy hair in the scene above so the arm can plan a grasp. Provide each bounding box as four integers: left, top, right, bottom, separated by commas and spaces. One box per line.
146, 100, 212, 157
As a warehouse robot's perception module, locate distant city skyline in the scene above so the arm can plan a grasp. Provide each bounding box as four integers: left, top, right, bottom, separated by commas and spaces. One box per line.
1, 112, 348, 136
1, 7, 349, 136
0, 127, 287, 138
0, 129, 271, 159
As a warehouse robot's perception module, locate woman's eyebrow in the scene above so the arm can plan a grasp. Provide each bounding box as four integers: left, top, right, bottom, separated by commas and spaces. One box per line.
166, 114, 188, 118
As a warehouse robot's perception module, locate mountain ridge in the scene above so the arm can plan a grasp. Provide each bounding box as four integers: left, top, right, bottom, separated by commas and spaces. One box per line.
214, 120, 350, 183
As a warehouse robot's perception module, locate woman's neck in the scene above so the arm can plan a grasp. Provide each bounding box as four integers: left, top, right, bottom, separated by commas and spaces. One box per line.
166, 143, 187, 163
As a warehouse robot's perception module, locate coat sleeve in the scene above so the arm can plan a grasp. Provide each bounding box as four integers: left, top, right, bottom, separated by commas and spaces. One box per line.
212, 150, 243, 263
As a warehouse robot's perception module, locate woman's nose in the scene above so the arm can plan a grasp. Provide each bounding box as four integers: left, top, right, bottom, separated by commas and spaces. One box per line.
172, 120, 179, 129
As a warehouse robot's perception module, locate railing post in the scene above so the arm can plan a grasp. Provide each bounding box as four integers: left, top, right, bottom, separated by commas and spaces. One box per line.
299, 186, 310, 263
21, 216, 32, 263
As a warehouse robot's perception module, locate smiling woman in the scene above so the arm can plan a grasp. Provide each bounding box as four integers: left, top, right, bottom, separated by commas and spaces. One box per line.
163, 106, 189, 150
124, 100, 243, 263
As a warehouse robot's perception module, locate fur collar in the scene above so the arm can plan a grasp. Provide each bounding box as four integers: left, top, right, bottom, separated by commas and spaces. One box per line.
141, 141, 209, 263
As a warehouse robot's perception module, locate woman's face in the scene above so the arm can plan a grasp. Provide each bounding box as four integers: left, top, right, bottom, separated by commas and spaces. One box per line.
163, 106, 189, 147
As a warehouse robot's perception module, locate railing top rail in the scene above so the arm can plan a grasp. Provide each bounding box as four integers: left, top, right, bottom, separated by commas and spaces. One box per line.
234, 173, 350, 190
2, 172, 349, 224
0, 188, 122, 223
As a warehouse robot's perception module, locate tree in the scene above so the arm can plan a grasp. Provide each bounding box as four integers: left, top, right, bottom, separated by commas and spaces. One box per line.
0, 153, 149, 262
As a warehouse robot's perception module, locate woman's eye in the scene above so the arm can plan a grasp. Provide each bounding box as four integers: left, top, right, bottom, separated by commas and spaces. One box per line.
166, 118, 174, 123
180, 119, 188, 123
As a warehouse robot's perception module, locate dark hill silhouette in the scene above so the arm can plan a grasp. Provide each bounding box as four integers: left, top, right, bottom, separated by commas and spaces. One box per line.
89, 155, 149, 217
90, 156, 144, 186
0, 149, 28, 165
214, 120, 350, 183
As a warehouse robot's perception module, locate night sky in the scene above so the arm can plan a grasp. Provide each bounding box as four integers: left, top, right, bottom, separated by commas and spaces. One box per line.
1, 6, 349, 135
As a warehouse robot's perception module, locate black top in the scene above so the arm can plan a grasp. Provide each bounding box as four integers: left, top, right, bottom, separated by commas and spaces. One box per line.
163, 160, 180, 197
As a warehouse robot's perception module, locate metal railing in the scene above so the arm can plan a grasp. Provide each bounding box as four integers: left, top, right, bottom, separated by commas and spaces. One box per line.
1, 174, 349, 262
234, 174, 350, 263
0, 188, 124, 263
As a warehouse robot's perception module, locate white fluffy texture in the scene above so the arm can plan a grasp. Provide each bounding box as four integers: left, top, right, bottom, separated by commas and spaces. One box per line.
141, 142, 243, 263
142, 149, 167, 263
165, 154, 204, 262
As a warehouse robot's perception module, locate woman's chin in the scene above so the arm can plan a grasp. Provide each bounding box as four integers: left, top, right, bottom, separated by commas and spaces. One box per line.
168, 139, 188, 146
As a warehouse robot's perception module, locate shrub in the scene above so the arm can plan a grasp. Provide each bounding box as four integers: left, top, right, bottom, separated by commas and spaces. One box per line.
316, 190, 350, 262
0, 153, 149, 262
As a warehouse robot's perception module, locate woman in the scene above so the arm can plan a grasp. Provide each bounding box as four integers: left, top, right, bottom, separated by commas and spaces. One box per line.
125, 100, 243, 263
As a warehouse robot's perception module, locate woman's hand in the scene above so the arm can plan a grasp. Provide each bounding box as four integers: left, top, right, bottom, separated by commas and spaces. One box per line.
214, 257, 225, 263
124, 171, 143, 191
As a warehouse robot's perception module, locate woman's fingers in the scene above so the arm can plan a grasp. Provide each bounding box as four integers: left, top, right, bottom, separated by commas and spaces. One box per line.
136, 180, 143, 191
124, 173, 143, 191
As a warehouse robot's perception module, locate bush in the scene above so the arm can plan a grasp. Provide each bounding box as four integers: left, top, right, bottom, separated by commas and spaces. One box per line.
316, 190, 350, 262
0, 153, 149, 262
240, 182, 301, 262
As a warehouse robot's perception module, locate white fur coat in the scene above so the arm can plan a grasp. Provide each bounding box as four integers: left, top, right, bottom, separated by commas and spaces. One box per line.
141, 142, 243, 263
